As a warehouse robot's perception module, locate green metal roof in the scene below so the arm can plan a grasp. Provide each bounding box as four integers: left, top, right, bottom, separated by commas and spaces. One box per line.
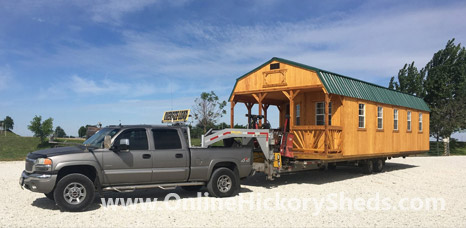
230, 57, 430, 112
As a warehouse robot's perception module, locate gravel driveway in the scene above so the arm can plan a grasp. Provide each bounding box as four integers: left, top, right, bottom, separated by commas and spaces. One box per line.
1, 156, 465, 227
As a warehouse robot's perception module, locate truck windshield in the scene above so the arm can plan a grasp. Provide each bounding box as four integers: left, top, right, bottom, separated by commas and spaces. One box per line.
83, 128, 119, 148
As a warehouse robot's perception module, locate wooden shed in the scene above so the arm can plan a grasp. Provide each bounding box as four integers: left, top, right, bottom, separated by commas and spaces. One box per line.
229, 57, 430, 161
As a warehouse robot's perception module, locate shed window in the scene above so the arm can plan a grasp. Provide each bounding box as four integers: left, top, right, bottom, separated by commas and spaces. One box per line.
419, 113, 423, 132
394, 109, 398, 130
296, 104, 301, 125
407, 111, 412, 131
270, 63, 280, 70
316, 102, 332, 125
358, 104, 365, 128
377, 106, 383, 129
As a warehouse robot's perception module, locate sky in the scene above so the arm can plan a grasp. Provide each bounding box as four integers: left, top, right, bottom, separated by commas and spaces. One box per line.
0, 0, 465, 139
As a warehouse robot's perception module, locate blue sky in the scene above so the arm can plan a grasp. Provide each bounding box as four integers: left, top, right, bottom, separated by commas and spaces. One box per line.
0, 0, 465, 139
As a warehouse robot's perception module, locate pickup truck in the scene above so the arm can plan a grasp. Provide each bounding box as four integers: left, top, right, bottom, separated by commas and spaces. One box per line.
20, 125, 253, 211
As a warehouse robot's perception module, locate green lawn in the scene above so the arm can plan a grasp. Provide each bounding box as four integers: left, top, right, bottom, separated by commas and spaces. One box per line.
0, 132, 50, 161
428, 141, 466, 156
190, 138, 224, 147
54, 138, 85, 144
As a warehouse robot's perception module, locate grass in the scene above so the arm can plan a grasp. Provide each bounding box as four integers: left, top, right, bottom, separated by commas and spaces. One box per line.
428, 141, 466, 156
0, 131, 50, 161
54, 138, 85, 144
190, 138, 224, 147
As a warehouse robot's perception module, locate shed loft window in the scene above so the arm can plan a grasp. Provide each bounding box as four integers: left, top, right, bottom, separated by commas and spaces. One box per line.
270, 63, 280, 70
419, 113, 423, 132
358, 104, 365, 128
316, 102, 332, 125
377, 106, 383, 129
295, 104, 301, 125
407, 111, 412, 131
393, 109, 398, 130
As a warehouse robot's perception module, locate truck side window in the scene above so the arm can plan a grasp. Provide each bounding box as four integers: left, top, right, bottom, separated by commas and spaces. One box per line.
152, 129, 182, 149
114, 128, 148, 150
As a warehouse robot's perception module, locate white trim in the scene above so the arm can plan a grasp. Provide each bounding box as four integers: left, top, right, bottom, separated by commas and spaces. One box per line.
419, 113, 423, 132
358, 103, 365, 128
377, 106, 383, 129
407, 111, 412, 131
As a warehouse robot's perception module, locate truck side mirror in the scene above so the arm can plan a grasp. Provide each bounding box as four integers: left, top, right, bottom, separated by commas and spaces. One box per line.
103, 135, 111, 149
119, 139, 130, 151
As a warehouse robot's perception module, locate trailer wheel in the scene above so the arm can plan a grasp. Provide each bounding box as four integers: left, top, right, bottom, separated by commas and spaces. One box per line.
373, 159, 384, 172
207, 168, 239, 197
362, 160, 373, 174
328, 163, 337, 170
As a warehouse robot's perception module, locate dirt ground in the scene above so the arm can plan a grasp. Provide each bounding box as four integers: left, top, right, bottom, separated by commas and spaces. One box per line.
1, 156, 465, 227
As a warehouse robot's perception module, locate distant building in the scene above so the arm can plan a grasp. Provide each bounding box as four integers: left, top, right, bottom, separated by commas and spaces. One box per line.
86, 125, 101, 138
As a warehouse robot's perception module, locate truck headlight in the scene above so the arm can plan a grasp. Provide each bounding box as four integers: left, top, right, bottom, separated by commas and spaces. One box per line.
34, 158, 52, 171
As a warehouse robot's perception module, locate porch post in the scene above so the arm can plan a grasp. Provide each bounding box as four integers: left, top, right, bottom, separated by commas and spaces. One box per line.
245, 102, 253, 128
230, 101, 236, 128
252, 93, 267, 128
282, 90, 300, 131
324, 92, 330, 156
262, 104, 270, 123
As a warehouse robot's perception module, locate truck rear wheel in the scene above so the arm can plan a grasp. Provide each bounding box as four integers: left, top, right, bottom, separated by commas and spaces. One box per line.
207, 168, 239, 197
373, 159, 384, 172
53, 174, 95, 212
362, 160, 374, 174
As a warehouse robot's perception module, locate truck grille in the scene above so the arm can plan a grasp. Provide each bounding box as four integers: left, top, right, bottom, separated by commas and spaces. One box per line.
25, 158, 35, 172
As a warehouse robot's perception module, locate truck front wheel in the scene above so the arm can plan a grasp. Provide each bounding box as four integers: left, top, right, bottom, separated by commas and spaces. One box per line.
53, 174, 95, 212
207, 168, 239, 197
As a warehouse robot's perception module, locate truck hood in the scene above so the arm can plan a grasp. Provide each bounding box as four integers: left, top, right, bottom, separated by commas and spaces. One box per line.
27, 145, 87, 159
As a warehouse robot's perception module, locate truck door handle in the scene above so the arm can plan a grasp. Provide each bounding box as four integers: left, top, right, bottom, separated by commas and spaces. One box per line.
175, 153, 183, 158
142, 154, 151, 159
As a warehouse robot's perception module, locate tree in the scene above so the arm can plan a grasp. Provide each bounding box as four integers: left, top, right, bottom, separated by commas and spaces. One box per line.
389, 39, 466, 155
3, 116, 14, 131
27, 115, 54, 142
388, 62, 425, 97
55, 126, 66, 138
192, 91, 227, 133
423, 39, 466, 154
78, 126, 87, 138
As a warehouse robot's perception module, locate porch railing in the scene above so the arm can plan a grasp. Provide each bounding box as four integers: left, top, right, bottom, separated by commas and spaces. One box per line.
291, 125, 343, 154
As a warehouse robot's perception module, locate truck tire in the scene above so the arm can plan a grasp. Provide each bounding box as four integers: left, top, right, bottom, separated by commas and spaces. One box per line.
53, 174, 95, 212
181, 185, 203, 192
362, 160, 373, 174
328, 163, 337, 170
44, 192, 54, 200
373, 159, 384, 172
207, 168, 239, 197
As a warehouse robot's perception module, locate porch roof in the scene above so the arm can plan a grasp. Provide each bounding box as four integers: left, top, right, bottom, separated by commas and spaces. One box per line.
229, 57, 430, 112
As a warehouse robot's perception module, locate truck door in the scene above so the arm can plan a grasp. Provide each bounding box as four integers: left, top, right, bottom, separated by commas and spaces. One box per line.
102, 128, 152, 184
151, 128, 189, 183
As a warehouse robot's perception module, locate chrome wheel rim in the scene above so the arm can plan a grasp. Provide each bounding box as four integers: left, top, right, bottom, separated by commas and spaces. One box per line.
63, 182, 86, 205
217, 175, 232, 193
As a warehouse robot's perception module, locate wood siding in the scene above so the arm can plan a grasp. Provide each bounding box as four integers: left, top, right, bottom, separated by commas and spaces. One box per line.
341, 97, 430, 156
232, 61, 322, 96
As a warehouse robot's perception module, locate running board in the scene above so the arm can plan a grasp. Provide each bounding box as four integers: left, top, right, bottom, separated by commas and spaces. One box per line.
102, 182, 205, 192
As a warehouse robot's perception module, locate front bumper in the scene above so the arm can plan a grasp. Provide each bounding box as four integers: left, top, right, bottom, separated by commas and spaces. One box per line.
19, 171, 57, 194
